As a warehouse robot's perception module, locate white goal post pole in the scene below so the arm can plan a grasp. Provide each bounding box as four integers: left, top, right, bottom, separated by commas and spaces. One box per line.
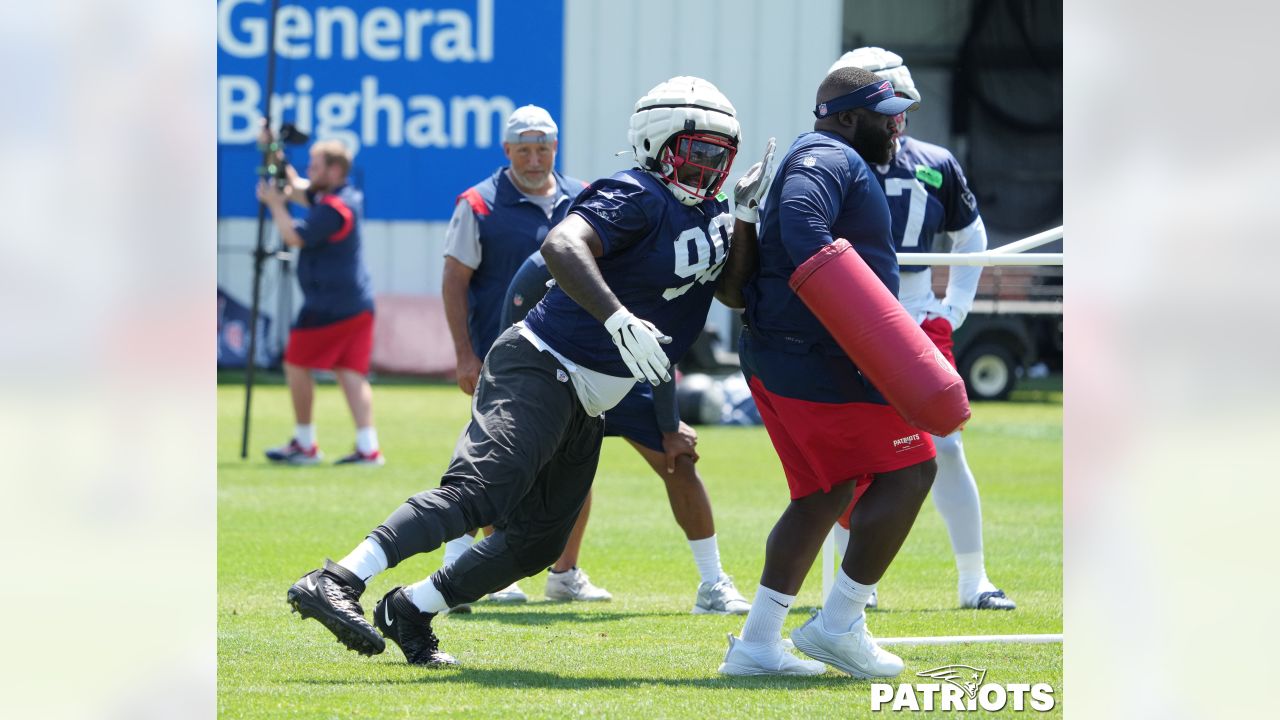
989, 225, 1063, 254
896, 252, 1062, 266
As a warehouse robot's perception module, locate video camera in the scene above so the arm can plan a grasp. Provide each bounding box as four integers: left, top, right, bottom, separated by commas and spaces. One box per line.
257, 122, 311, 184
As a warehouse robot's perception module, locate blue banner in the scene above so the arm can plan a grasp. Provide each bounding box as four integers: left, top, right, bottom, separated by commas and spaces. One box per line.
217, 0, 564, 220
218, 287, 278, 368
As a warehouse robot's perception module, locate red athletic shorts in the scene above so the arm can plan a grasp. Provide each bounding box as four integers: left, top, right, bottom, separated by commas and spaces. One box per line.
919, 316, 956, 368
284, 311, 374, 375
747, 375, 936, 500
834, 317, 956, 527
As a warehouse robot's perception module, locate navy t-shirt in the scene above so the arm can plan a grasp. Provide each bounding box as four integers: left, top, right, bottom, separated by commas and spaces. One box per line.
293, 184, 374, 327
744, 131, 899, 354
523, 169, 732, 377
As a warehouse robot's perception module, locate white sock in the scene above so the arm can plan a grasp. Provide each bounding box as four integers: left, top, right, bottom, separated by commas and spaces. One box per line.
955, 551, 996, 601
356, 426, 379, 454
442, 534, 474, 569
740, 585, 795, 645
688, 535, 723, 584
406, 576, 449, 614
822, 568, 875, 633
295, 424, 315, 448
336, 538, 387, 583
833, 524, 850, 557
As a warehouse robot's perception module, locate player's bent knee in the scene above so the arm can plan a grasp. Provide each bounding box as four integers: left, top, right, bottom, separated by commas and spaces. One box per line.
520, 543, 569, 576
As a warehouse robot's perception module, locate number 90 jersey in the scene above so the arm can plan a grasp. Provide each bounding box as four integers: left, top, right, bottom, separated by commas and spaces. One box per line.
523, 169, 732, 378
872, 136, 979, 272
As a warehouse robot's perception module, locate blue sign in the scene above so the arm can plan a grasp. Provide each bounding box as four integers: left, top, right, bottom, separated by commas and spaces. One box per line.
217, 0, 564, 220
218, 287, 278, 368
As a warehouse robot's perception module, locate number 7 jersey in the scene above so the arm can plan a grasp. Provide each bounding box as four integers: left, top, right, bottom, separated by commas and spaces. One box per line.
872, 135, 979, 271
522, 169, 732, 378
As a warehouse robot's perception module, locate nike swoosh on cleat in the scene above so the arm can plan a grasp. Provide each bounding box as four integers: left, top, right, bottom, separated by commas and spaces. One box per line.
304, 577, 317, 592
384, 604, 394, 627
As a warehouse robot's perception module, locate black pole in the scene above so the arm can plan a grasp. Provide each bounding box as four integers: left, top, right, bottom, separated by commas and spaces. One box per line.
240, 0, 283, 459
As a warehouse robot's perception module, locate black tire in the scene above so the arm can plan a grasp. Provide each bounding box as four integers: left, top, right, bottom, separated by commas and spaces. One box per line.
959, 343, 1017, 401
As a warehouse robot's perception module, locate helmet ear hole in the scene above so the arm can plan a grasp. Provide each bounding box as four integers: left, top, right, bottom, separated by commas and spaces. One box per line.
643, 139, 651, 150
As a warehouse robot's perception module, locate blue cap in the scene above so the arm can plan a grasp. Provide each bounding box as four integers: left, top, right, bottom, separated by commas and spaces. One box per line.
813, 79, 915, 118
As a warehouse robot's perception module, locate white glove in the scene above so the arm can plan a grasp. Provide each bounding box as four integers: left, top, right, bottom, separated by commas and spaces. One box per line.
604, 308, 672, 385
733, 137, 777, 223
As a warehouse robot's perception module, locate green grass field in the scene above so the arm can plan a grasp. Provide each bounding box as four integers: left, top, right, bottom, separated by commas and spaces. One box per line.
218, 381, 1062, 718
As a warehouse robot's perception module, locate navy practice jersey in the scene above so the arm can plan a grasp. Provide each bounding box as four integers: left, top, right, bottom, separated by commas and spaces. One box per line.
523, 170, 732, 378
502, 248, 677, 443
873, 136, 979, 272
744, 131, 898, 354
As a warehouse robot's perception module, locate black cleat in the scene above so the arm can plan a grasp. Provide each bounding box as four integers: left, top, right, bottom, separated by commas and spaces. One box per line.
374, 586, 459, 667
969, 589, 1017, 611
287, 559, 385, 655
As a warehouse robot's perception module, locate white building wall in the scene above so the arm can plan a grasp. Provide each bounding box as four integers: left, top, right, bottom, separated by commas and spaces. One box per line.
218, 0, 843, 353
561, 0, 842, 347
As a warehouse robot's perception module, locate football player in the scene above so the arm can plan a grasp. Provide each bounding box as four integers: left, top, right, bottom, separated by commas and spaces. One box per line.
829, 47, 1015, 612
286, 77, 769, 666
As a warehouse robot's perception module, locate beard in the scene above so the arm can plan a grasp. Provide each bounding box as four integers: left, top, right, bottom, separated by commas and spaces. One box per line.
851, 119, 894, 165
510, 168, 552, 192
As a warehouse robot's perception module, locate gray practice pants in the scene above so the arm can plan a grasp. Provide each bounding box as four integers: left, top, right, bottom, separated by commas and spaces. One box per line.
367, 327, 604, 607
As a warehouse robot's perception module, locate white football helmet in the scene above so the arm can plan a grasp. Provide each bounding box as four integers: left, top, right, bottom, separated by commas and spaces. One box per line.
829, 47, 921, 110
628, 76, 740, 206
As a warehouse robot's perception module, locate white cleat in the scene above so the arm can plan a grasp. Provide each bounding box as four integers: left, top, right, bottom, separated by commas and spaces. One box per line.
718, 633, 826, 676
545, 567, 612, 601
790, 612, 904, 679
693, 574, 751, 615
487, 582, 528, 604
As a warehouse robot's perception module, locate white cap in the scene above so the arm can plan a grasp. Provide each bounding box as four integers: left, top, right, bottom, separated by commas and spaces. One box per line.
504, 105, 558, 144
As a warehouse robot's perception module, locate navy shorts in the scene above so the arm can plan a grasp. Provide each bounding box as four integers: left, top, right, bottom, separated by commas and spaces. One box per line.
602, 384, 664, 452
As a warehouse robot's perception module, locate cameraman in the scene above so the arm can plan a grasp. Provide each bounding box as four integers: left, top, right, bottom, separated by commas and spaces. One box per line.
255, 123, 383, 466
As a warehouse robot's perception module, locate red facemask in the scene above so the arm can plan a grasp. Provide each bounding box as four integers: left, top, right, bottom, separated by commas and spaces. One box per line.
659, 132, 738, 200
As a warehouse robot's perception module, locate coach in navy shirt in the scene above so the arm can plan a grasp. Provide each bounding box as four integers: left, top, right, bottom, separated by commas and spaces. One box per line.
722, 67, 937, 680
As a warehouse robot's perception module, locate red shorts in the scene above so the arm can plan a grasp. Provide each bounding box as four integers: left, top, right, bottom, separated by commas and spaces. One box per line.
920, 316, 956, 368
833, 317, 956, 527
747, 375, 936, 500
284, 311, 374, 375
